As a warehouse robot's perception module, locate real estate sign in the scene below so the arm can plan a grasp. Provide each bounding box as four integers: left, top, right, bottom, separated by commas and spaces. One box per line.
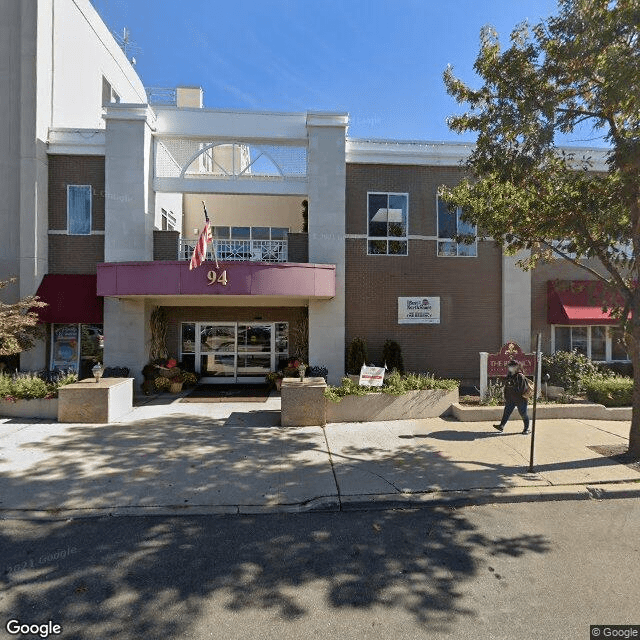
398, 297, 440, 324
359, 365, 385, 387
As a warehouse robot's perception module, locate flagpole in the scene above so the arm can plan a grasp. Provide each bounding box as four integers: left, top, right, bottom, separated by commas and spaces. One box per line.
202, 200, 219, 269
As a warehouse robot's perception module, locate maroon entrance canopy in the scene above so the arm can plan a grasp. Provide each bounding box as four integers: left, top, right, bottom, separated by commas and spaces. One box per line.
547, 280, 623, 326
34, 274, 103, 324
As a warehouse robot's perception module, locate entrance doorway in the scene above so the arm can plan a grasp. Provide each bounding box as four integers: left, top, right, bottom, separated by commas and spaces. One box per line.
181, 322, 288, 383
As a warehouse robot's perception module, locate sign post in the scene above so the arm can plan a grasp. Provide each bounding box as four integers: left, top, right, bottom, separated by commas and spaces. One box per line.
529, 333, 542, 473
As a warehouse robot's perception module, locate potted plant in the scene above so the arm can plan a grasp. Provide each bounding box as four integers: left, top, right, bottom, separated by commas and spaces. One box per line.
265, 371, 284, 391
169, 374, 184, 393
297, 362, 307, 382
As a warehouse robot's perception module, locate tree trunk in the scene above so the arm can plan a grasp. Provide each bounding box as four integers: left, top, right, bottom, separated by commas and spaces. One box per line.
630, 313, 640, 458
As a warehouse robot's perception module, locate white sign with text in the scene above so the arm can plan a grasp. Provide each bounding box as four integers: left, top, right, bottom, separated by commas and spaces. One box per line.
398, 297, 440, 324
358, 365, 386, 387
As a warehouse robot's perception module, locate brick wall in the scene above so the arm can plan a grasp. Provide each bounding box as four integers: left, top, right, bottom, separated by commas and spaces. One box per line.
345, 238, 502, 383
287, 232, 308, 263
48, 235, 105, 274
345, 163, 500, 384
48, 155, 105, 274
153, 230, 180, 260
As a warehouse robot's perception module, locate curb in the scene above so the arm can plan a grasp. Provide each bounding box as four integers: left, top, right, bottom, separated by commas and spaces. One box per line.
0, 483, 638, 520
338, 481, 640, 511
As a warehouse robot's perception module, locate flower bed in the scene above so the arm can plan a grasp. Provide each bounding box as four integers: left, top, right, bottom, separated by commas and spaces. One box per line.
0, 372, 77, 419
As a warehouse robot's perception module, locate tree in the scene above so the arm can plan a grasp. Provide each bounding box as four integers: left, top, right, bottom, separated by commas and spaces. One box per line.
441, 0, 640, 456
0, 278, 47, 358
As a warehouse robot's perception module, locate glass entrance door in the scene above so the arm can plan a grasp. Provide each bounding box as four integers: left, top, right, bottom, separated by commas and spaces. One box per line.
192, 322, 276, 383
199, 324, 236, 380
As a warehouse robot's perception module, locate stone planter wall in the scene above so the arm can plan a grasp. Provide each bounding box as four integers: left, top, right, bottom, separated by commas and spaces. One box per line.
0, 398, 58, 420
450, 402, 632, 422
281, 379, 459, 427
326, 388, 459, 423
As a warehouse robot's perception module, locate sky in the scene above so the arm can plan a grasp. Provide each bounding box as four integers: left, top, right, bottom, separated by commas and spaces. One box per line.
90, 0, 607, 145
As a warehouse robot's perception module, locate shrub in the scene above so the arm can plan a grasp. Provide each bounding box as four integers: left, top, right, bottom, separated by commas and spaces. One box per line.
481, 379, 505, 406
346, 337, 368, 374
542, 350, 601, 394
596, 361, 633, 378
182, 371, 198, 387
382, 340, 404, 374
307, 365, 328, 381
324, 371, 458, 403
584, 376, 633, 407
0, 371, 77, 401
154, 376, 171, 392
11, 373, 51, 400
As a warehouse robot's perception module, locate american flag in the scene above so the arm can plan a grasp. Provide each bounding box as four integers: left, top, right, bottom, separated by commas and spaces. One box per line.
189, 202, 214, 270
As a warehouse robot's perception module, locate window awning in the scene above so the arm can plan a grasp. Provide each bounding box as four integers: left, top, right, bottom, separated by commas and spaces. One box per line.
547, 280, 623, 326
34, 274, 103, 324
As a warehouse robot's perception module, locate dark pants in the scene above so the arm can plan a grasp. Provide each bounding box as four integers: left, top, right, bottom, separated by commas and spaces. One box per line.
500, 399, 530, 430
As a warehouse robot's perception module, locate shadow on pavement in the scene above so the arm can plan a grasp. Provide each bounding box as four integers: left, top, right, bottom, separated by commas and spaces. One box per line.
0, 410, 557, 636
0, 509, 551, 637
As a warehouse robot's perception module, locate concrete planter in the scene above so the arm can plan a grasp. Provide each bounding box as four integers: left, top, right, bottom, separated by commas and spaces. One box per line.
58, 378, 133, 423
0, 398, 58, 420
281, 379, 459, 427
326, 388, 459, 423
451, 402, 632, 422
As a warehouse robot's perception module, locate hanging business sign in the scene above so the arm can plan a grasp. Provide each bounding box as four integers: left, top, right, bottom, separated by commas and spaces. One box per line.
398, 297, 440, 324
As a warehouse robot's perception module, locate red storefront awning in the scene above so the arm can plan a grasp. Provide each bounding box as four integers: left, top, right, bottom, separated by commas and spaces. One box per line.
547, 280, 624, 325
34, 274, 103, 324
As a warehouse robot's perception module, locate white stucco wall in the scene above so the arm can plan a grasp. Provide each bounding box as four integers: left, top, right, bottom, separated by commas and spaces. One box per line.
502, 249, 532, 350
104, 106, 155, 263
306, 114, 348, 385
154, 192, 183, 232
103, 297, 151, 387
51, 0, 146, 129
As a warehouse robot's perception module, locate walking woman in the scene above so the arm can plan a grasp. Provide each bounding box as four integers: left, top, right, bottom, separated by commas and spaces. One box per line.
493, 359, 531, 434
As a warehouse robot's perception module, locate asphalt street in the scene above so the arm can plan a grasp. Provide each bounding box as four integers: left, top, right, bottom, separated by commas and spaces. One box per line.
1, 497, 638, 640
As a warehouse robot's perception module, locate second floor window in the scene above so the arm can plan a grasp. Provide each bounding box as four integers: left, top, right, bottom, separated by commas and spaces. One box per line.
67, 185, 92, 235
161, 208, 177, 231
367, 192, 408, 255
437, 196, 477, 257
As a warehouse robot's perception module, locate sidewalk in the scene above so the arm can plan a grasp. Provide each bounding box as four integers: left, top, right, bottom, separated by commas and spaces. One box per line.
0, 397, 638, 518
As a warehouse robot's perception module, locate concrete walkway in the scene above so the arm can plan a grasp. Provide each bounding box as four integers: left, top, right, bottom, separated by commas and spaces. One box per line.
0, 396, 638, 518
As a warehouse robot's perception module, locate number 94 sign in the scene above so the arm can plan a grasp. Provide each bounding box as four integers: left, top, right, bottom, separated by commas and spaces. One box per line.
207, 269, 228, 286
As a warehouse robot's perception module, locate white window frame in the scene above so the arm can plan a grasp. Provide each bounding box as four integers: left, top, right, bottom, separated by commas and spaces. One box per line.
436, 194, 477, 257
67, 185, 92, 236
366, 192, 409, 256
161, 208, 177, 231
551, 325, 630, 362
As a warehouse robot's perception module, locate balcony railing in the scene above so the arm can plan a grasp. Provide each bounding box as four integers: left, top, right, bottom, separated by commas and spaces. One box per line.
179, 238, 288, 263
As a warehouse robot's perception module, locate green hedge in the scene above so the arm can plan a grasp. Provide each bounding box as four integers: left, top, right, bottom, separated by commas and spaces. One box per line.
324, 371, 459, 403
0, 372, 77, 401
584, 376, 633, 407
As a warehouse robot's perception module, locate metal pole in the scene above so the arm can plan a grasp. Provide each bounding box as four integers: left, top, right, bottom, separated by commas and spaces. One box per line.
529, 332, 542, 472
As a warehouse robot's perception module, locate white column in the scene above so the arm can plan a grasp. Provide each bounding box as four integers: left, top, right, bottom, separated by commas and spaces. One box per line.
103, 105, 155, 263
20, 339, 47, 372
103, 297, 150, 389
502, 248, 532, 349
306, 113, 348, 385
479, 351, 488, 400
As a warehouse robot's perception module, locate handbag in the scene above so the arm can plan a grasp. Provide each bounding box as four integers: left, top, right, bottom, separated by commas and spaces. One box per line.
522, 375, 534, 398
